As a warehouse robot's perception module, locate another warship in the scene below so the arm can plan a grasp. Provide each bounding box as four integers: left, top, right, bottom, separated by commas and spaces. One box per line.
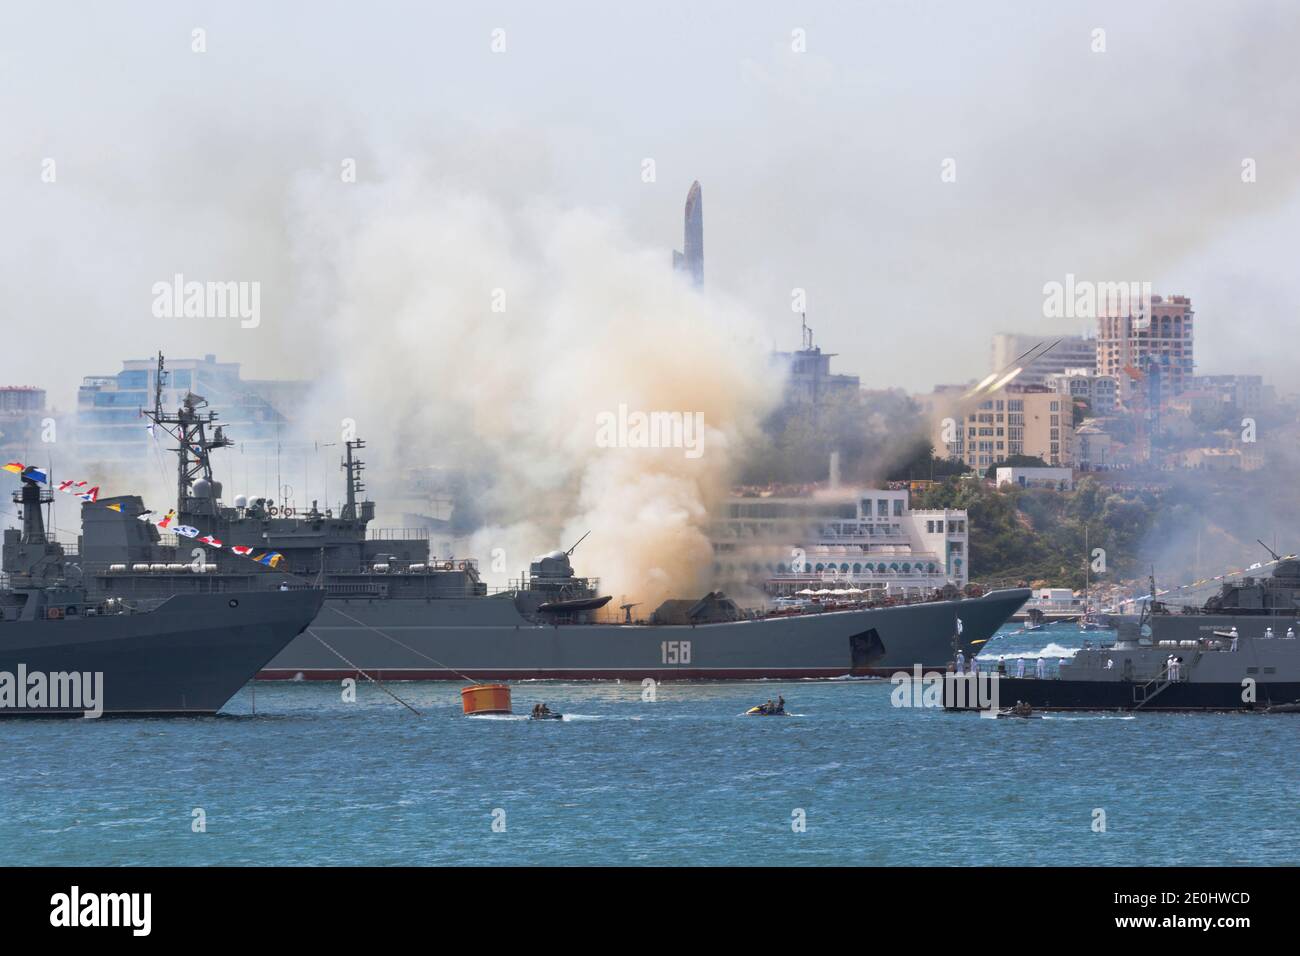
948, 560, 1300, 712
75, 355, 1030, 681
1, 469, 324, 716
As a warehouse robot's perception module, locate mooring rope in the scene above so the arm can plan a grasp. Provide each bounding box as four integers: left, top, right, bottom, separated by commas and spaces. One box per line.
306, 628, 423, 716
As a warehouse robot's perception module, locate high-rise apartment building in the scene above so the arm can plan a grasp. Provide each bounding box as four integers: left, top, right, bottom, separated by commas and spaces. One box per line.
1096, 294, 1195, 406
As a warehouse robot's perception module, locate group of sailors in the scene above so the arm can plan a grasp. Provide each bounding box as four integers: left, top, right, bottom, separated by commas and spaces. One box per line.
953, 650, 1063, 678
1225, 625, 1296, 652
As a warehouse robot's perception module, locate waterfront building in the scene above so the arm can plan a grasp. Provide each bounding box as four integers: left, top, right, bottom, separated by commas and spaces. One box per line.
711, 485, 970, 596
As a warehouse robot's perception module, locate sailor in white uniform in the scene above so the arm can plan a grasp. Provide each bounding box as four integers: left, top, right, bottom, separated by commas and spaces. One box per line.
1015, 657, 1026, 678
1230, 629, 1239, 652
1288, 626, 1297, 640
1034, 657, 1046, 678
970, 656, 980, 676
954, 650, 966, 674
1265, 627, 1275, 640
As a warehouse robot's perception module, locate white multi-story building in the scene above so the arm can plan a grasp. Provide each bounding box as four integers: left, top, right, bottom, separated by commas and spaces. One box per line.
711, 486, 970, 597
1044, 367, 1118, 416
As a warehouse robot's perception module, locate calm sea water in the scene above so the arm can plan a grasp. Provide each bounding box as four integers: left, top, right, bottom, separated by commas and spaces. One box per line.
2, 625, 1295, 866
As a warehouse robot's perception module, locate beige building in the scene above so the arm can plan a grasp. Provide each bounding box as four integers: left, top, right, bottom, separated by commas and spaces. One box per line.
929, 384, 1073, 470
1097, 294, 1195, 406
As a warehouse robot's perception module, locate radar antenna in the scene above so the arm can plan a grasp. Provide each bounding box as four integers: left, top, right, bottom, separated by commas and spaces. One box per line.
141, 352, 234, 518
341, 439, 366, 521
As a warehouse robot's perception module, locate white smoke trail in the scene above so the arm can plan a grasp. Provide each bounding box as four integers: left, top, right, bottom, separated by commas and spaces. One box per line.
285, 163, 784, 609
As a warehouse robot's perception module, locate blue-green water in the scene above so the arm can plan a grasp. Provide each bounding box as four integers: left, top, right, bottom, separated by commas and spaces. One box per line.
2, 625, 1296, 866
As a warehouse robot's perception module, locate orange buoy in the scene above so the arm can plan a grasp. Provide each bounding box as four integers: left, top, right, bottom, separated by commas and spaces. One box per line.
461, 683, 512, 715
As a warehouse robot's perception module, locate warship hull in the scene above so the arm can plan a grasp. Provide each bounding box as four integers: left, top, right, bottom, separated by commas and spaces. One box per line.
947, 629, 1300, 712
257, 587, 1030, 681
951, 676, 1300, 712
0, 589, 324, 716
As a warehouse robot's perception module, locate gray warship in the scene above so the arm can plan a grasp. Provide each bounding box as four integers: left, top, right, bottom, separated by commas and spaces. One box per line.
2, 470, 324, 716
948, 562, 1300, 712
75, 355, 1030, 681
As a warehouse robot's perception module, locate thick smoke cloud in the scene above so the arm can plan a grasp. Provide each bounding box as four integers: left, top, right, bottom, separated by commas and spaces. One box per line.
285, 160, 782, 606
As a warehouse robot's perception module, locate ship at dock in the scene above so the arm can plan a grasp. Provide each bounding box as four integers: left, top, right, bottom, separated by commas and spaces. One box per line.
949, 559, 1300, 712
1, 468, 324, 716
72, 355, 1030, 681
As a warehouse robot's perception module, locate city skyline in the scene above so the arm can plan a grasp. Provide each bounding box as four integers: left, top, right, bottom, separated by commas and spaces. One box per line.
3, 2, 1299, 404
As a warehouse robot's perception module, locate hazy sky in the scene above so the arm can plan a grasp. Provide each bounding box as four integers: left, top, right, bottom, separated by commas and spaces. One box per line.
3, 0, 1299, 411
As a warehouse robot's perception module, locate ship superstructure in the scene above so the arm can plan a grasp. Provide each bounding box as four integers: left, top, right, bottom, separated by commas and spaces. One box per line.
74, 355, 1030, 680
1, 467, 323, 715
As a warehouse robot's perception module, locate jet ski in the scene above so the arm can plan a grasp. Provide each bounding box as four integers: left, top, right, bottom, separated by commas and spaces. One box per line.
529, 705, 563, 720
745, 703, 788, 717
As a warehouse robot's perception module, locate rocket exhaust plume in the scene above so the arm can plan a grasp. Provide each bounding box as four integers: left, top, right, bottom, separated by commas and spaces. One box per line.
963, 373, 1000, 400
965, 339, 1059, 398
286, 164, 783, 611
990, 367, 1024, 391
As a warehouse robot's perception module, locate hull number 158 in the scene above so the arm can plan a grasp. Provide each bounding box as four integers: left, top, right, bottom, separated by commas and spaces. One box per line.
661, 641, 692, 664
